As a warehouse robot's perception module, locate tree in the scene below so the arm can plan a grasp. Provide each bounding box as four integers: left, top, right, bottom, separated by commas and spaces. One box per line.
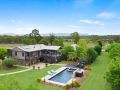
94, 45, 102, 55
109, 44, 120, 59
40, 38, 48, 45
0, 48, 7, 60
78, 39, 88, 50
59, 45, 74, 60
53, 38, 64, 46
68, 52, 78, 62
48, 33, 55, 45
106, 43, 119, 52
29, 29, 42, 44
106, 57, 120, 90
59, 45, 74, 55
76, 46, 86, 59
86, 48, 98, 64
3, 57, 16, 68
98, 40, 103, 47
71, 32, 80, 44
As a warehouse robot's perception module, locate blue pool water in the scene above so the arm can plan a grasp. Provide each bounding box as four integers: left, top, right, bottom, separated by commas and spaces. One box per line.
49, 68, 76, 83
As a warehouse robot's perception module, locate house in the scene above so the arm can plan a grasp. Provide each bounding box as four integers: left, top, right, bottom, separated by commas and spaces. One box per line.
7, 44, 62, 65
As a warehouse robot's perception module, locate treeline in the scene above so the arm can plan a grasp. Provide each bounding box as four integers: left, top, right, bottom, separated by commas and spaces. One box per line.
0, 30, 119, 44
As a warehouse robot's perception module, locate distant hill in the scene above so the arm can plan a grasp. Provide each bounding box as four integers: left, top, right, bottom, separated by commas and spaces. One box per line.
0, 33, 88, 36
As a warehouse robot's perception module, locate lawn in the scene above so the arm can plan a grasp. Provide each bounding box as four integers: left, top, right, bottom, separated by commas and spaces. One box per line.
0, 65, 62, 90
0, 66, 26, 74
79, 52, 111, 90
0, 53, 112, 90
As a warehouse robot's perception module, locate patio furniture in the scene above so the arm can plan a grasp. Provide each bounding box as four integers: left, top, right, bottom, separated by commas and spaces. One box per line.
51, 70, 56, 74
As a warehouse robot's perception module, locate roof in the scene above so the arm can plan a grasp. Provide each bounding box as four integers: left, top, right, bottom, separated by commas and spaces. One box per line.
14, 44, 61, 52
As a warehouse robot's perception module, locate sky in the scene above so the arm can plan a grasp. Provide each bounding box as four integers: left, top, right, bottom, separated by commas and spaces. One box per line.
0, 0, 120, 35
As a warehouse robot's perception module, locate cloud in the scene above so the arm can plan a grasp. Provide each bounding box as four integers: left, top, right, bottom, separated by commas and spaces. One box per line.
97, 12, 116, 18
67, 25, 80, 28
80, 20, 104, 26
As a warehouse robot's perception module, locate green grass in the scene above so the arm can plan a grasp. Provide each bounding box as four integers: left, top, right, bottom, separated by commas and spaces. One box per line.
0, 66, 26, 74
0, 53, 112, 90
79, 52, 111, 90
0, 65, 62, 90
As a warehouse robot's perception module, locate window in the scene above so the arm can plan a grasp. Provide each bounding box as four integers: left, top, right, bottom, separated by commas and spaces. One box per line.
15, 51, 17, 56
22, 52, 24, 56
26, 52, 29, 57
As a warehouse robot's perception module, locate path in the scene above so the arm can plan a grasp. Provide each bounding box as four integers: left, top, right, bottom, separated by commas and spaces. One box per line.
0, 68, 32, 76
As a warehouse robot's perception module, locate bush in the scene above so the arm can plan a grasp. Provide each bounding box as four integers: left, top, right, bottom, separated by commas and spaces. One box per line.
64, 80, 80, 90
109, 44, 120, 59
3, 57, 16, 68
86, 48, 98, 64
106, 43, 119, 52
71, 80, 80, 88
85, 65, 92, 70
106, 57, 120, 90
0, 48, 7, 60
94, 45, 102, 55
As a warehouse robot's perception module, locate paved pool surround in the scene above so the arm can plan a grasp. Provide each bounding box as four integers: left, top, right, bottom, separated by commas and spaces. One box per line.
41, 67, 78, 86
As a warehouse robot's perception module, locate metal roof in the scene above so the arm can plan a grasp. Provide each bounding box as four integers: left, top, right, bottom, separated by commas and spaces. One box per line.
17, 44, 61, 52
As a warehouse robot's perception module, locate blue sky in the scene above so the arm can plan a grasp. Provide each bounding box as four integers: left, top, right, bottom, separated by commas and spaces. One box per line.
0, 0, 120, 35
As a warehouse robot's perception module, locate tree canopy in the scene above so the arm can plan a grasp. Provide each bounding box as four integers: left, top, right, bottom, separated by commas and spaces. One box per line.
71, 32, 80, 44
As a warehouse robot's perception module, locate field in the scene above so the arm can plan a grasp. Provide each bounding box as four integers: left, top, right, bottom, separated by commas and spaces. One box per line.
79, 52, 111, 90
0, 44, 23, 48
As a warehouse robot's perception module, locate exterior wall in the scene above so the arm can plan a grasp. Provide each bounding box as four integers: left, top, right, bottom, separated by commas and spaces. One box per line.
12, 50, 25, 60
7, 47, 62, 65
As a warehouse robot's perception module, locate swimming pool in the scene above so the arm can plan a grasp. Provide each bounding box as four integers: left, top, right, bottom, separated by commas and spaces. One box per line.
41, 67, 77, 86
49, 68, 76, 83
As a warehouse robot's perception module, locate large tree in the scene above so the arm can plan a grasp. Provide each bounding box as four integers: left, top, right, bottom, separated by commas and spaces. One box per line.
48, 33, 55, 45
29, 29, 42, 44
71, 32, 80, 44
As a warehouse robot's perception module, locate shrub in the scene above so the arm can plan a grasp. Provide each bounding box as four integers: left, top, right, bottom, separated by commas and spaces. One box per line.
86, 48, 98, 64
84, 65, 92, 70
0, 48, 7, 60
106, 43, 119, 52
94, 45, 102, 55
106, 57, 120, 90
98, 40, 103, 47
109, 44, 120, 59
3, 57, 16, 68
71, 80, 80, 88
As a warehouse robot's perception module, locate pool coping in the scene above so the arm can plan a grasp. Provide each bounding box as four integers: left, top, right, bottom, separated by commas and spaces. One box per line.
41, 67, 78, 86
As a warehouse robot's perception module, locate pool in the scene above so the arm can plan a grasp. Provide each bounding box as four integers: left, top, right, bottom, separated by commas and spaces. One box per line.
49, 68, 76, 83
41, 67, 77, 86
